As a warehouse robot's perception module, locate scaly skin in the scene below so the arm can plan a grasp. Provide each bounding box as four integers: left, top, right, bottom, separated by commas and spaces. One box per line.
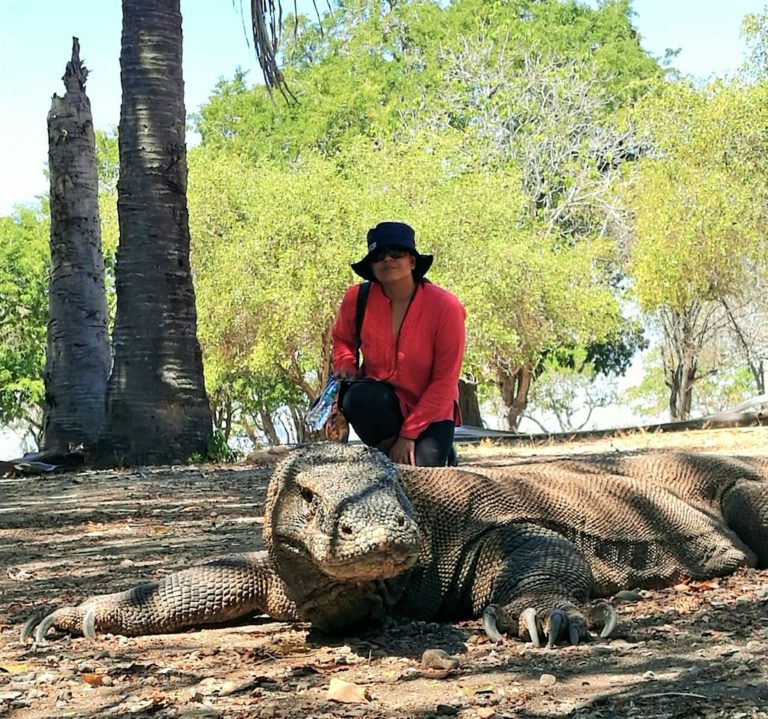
23, 444, 768, 648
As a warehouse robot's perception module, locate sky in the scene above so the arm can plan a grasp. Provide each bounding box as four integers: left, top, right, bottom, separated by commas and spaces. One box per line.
0, 0, 765, 216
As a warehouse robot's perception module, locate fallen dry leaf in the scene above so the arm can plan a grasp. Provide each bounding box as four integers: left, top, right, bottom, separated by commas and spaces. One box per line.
271, 641, 311, 656
80, 673, 106, 687
690, 579, 720, 590
0, 662, 30, 674
327, 677, 370, 704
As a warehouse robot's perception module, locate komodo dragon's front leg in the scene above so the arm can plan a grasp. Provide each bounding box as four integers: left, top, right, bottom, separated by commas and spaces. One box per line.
470, 524, 616, 648
22, 551, 299, 643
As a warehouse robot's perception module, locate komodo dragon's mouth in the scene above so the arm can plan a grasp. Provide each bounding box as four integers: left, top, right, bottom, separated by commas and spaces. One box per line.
315, 541, 420, 581
322, 554, 417, 581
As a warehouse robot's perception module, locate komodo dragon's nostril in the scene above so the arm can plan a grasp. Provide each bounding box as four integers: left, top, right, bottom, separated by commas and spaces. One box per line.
397, 515, 406, 527
340, 524, 353, 536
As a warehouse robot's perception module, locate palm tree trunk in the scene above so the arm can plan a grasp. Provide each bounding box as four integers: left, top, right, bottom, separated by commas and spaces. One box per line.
98, 0, 211, 465
43, 38, 111, 452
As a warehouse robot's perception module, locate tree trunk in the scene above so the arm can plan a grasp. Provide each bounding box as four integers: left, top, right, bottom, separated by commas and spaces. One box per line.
497, 365, 532, 431
668, 356, 697, 420
98, 0, 211, 465
43, 38, 111, 452
660, 306, 708, 422
458, 378, 483, 427
258, 407, 281, 446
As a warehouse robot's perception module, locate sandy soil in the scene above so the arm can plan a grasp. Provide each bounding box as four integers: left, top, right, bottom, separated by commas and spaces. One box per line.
1, 427, 767, 719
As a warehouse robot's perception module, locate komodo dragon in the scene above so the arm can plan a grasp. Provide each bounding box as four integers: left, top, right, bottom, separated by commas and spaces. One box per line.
23, 443, 768, 648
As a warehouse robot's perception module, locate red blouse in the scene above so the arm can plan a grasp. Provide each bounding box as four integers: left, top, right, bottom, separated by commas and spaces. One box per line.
332, 281, 466, 439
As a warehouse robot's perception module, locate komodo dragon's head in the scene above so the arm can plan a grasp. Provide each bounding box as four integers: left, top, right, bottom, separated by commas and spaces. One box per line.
264, 443, 421, 582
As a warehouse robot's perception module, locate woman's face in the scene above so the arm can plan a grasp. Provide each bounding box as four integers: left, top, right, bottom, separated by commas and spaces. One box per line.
371, 247, 416, 284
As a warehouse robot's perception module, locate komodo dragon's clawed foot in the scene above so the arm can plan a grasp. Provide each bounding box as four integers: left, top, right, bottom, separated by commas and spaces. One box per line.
21, 605, 94, 644
519, 606, 590, 648
482, 602, 617, 648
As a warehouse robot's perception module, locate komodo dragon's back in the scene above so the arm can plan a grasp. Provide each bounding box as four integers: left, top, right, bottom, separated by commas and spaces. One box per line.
24, 444, 768, 648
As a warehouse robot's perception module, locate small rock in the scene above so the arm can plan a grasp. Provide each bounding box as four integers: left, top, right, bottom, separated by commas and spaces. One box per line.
608, 639, 639, 649
726, 651, 752, 665
435, 704, 460, 716
591, 645, 617, 655
421, 649, 460, 671
613, 590, 644, 602
539, 673, 557, 687
196, 677, 221, 695
642, 671, 655, 680
476, 708, 496, 719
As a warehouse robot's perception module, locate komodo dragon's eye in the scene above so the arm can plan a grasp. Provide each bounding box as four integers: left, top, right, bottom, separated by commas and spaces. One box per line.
300, 487, 315, 504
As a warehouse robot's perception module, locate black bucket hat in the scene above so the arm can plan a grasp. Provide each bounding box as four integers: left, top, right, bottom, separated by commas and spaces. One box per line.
351, 221, 433, 282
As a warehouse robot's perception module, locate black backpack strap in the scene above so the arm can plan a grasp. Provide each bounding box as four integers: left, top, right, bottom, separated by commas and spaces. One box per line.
354, 281, 371, 369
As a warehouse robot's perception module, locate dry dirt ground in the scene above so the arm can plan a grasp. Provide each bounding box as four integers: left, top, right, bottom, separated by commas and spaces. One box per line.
2, 427, 768, 719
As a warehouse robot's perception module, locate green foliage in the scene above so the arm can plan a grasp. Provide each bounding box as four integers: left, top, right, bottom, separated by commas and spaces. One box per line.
188, 130, 628, 433
95, 129, 119, 193
527, 348, 620, 431
193, 0, 660, 162
623, 346, 668, 419
625, 346, 758, 420
182, 0, 676, 437
0, 206, 50, 432
206, 428, 240, 463
692, 366, 756, 417
742, 7, 768, 78
626, 79, 768, 313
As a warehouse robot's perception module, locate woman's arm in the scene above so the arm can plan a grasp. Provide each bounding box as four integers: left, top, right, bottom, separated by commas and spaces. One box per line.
331, 285, 362, 379
399, 295, 466, 440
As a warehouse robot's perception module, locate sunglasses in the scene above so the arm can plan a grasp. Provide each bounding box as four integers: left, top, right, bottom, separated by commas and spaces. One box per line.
370, 247, 411, 263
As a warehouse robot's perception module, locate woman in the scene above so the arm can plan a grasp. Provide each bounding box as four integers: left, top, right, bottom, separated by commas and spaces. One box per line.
332, 221, 466, 466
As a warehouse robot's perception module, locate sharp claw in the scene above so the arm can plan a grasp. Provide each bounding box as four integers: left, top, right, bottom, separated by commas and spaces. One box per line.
547, 608, 566, 649
20, 611, 45, 643
482, 605, 503, 643
83, 607, 97, 640
34, 612, 57, 644
521, 607, 541, 647
595, 602, 618, 639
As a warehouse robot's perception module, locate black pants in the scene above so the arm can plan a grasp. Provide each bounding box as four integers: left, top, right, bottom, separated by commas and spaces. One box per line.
341, 379, 455, 467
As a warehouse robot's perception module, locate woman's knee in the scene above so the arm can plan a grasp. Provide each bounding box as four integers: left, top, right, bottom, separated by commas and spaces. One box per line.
415, 439, 449, 467
341, 380, 401, 445
414, 420, 455, 467
342, 380, 397, 418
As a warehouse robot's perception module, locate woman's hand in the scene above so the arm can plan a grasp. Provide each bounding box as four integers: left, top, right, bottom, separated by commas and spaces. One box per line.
389, 436, 416, 465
